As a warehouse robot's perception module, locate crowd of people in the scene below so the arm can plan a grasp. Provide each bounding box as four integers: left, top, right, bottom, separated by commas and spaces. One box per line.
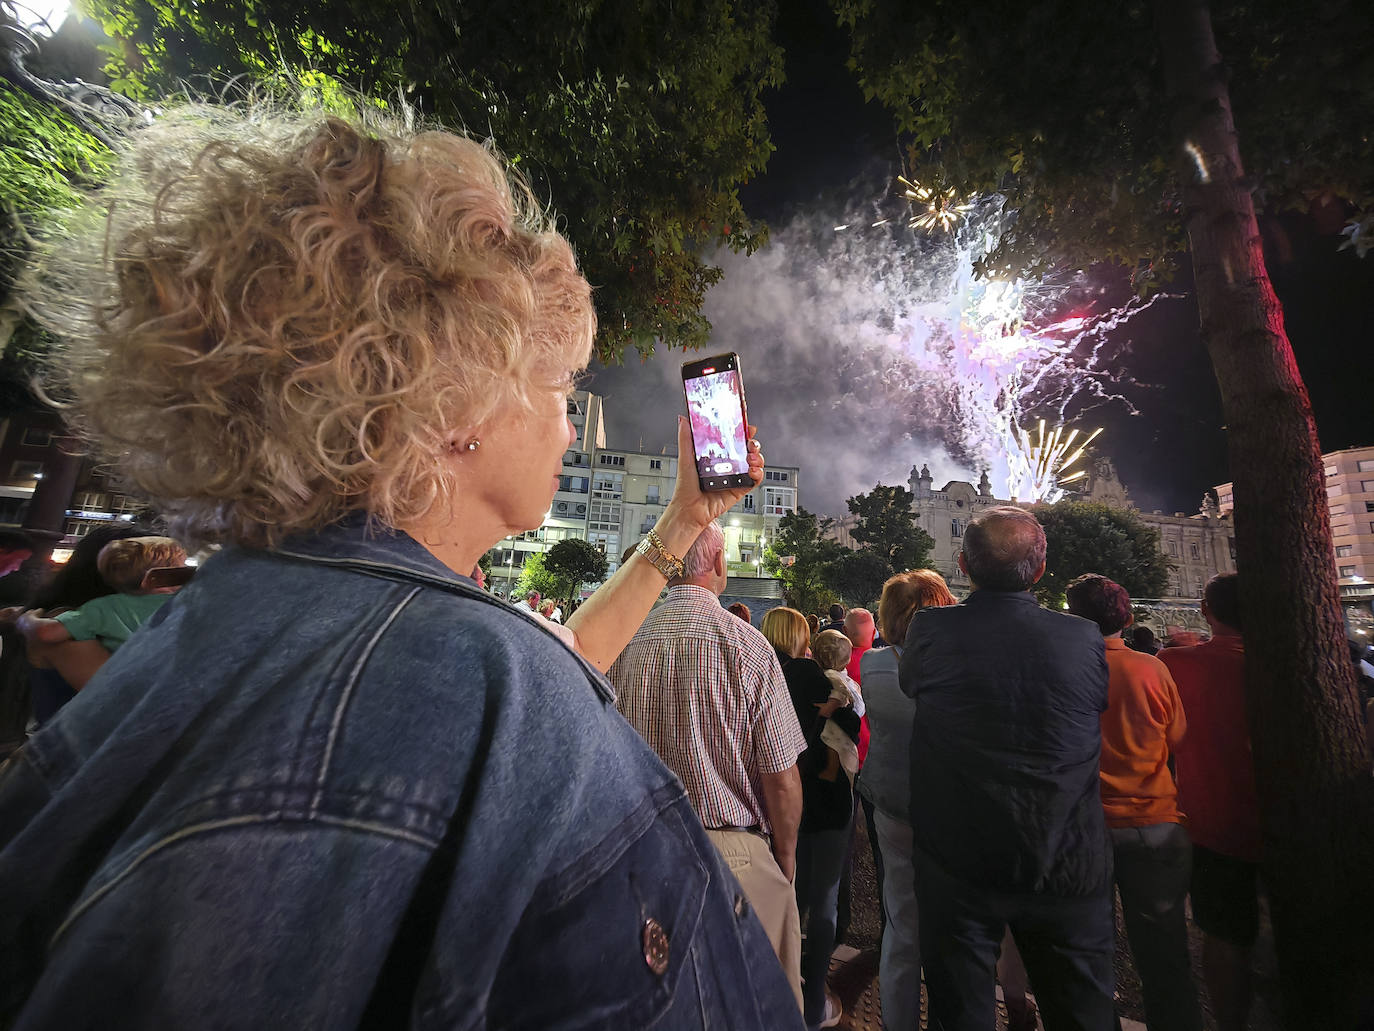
0, 104, 1370, 1030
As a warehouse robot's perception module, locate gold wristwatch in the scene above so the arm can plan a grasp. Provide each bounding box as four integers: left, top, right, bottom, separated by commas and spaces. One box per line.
636, 528, 685, 579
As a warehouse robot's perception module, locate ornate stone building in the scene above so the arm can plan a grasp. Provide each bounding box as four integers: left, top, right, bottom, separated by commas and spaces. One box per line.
893, 457, 1237, 603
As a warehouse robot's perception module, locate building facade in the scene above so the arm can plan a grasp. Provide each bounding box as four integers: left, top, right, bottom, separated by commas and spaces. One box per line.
0, 409, 148, 558
884, 456, 1237, 601
1215, 444, 1374, 611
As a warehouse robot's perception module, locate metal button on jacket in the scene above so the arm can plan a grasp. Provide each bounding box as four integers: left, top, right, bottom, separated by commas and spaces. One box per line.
642, 918, 670, 976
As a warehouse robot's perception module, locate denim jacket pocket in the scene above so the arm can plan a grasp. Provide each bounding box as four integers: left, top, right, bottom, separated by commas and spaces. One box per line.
486, 797, 712, 1029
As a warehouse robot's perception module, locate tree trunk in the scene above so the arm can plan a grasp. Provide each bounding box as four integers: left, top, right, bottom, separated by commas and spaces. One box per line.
1154, 2, 1374, 1025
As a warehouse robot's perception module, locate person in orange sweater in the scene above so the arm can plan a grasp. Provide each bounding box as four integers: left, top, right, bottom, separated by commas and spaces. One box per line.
1067, 574, 1202, 1031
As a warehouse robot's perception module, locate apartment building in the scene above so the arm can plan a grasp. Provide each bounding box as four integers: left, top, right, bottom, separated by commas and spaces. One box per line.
1215, 444, 1374, 604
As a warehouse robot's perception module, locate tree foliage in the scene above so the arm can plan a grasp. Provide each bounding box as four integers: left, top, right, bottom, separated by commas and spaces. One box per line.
544, 537, 609, 600
0, 80, 112, 371
512, 551, 560, 602
1032, 501, 1171, 609
833, 0, 1372, 285
827, 548, 890, 610
83, 0, 784, 361
763, 507, 843, 616
845, 484, 934, 577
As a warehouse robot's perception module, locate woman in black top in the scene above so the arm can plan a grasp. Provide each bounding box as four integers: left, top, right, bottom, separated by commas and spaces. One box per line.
762, 606, 859, 1030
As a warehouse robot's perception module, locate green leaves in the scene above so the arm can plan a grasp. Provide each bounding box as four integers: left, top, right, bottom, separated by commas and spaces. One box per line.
845, 484, 935, 579
763, 507, 844, 615
512, 552, 562, 601
80, 0, 784, 363
761, 492, 935, 612
544, 537, 610, 599
1033, 500, 1171, 610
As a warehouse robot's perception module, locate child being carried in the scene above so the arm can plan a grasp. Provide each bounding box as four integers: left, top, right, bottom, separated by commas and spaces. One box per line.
811, 629, 863, 784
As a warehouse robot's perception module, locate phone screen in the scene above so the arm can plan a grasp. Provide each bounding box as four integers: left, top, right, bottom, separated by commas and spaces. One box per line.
682, 354, 751, 490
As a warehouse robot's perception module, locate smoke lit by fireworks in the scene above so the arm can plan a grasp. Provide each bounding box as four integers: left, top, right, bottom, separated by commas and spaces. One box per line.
825, 191, 1172, 502
898, 176, 974, 233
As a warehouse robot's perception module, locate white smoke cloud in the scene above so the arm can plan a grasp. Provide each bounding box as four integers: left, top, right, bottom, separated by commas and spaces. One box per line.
588, 204, 1168, 517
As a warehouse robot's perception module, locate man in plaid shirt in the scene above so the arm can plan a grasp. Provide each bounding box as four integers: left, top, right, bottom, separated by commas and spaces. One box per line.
611, 522, 807, 1011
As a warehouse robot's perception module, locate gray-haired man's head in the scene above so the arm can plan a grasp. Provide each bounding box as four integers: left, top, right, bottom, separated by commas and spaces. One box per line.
959, 506, 1047, 592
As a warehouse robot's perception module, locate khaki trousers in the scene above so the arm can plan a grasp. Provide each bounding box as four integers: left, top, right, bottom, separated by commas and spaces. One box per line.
705, 828, 804, 1013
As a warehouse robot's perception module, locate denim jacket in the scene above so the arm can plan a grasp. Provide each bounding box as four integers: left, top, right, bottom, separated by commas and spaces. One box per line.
0, 519, 803, 1029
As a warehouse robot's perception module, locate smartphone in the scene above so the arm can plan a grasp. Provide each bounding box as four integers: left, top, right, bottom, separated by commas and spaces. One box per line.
681, 352, 752, 491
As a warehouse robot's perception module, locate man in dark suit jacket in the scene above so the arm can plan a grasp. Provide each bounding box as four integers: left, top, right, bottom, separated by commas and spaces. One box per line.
900, 506, 1112, 1031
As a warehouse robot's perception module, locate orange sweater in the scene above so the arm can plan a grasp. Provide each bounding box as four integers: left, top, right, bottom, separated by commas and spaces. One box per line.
1099, 638, 1187, 828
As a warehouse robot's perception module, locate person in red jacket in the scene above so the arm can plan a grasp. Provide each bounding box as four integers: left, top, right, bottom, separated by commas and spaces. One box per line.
1159, 574, 1258, 1031
1067, 574, 1201, 1031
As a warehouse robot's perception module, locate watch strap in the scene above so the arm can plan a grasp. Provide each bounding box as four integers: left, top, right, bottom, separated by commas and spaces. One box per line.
636, 529, 685, 579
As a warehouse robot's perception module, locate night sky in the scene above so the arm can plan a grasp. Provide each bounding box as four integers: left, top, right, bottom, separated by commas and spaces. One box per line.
588, 0, 1374, 519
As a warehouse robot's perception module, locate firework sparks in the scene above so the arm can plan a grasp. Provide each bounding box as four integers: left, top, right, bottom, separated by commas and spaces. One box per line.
899, 176, 974, 233
1013, 420, 1104, 502
803, 189, 1178, 501
882, 195, 1176, 502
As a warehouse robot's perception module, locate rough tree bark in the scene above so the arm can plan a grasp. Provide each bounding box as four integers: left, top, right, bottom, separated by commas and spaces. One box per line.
1154, 2, 1374, 1025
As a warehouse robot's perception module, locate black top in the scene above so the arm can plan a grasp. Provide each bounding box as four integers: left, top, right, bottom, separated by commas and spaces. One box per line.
777, 652, 859, 833
899, 589, 1110, 896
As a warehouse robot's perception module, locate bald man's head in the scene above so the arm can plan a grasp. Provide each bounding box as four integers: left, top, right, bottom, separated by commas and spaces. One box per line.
960, 506, 1047, 592
844, 607, 875, 648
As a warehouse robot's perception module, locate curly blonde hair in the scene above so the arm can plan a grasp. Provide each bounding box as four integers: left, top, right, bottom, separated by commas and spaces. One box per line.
25, 103, 595, 546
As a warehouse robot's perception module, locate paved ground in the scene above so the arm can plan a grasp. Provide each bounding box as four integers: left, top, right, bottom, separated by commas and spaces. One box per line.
834, 814, 1283, 1029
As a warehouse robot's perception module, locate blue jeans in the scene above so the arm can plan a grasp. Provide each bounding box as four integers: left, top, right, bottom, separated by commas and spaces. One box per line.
872, 808, 921, 1031
1111, 823, 1201, 1031
795, 828, 849, 1028
914, 847, 1115, 1031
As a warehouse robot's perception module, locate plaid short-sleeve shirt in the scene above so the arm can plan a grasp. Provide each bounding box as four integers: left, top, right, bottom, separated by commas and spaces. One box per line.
610, 585, 806, 833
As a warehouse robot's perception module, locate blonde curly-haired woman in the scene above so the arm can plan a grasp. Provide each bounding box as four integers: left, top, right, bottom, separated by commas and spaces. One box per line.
0, 106, 799, 1029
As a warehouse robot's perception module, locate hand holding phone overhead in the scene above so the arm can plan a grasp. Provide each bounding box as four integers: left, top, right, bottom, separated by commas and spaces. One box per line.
681, 352, 753, 492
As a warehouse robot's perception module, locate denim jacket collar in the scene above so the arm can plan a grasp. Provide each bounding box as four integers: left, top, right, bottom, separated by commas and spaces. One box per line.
271, 513, 478, 595
266, 514, 618, 702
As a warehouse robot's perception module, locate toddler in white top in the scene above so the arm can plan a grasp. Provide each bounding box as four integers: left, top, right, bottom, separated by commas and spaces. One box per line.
811, 629, 863, 782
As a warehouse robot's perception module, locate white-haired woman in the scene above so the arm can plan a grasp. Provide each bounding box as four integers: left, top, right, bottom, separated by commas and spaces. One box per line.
0, 107, 801, 1029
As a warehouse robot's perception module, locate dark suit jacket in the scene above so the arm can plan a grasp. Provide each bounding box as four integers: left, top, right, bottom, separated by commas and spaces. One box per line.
900, 589, 1110, 896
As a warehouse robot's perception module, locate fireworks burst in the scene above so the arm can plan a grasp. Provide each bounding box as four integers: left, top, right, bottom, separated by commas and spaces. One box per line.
899, 176, 974, 233
1013, 420, 1105, 503
768, 190, 1179, 503
882, 195, 1174, 502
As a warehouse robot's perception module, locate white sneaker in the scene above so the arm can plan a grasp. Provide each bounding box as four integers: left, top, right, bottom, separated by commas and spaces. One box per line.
817, 991, 842, 1029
